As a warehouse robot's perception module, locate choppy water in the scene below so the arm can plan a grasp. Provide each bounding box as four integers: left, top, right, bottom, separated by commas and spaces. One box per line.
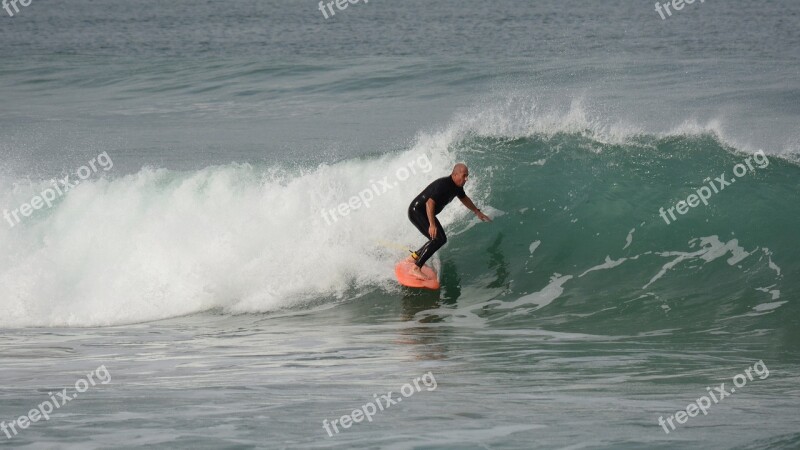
1, 0, 799, 448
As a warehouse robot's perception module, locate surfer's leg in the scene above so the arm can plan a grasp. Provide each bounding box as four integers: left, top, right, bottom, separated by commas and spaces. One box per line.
408, 202, 447, 268
414, 218, 446, 268
407, 202, 431, 263
407, 201, 430, 238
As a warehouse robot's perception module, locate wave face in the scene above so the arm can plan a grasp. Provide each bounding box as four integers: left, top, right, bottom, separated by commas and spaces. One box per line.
0, 102, 797, 329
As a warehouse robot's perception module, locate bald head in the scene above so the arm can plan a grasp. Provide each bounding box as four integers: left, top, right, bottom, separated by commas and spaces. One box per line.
451, 163, 469, 187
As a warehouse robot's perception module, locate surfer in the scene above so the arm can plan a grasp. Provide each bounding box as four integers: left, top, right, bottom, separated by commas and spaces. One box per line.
406, 163, 491, 280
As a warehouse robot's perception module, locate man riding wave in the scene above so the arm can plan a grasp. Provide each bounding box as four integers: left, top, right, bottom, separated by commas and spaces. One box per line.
406, 163, 491, 280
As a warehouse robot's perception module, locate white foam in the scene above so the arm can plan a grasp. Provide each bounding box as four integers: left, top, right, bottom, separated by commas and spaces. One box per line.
492, 274, 572, 312
0, 143, 480, 327
752, 301, 787, 312
433, 90, 798, 159
580, 256, 627, 278
623, 228, 635, 250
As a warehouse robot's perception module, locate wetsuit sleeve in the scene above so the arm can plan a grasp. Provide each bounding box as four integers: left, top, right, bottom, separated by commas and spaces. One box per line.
456, 186, 466, 199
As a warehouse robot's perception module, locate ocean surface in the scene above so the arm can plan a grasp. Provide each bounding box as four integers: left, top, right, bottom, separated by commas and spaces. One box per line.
1, 0, 799, 448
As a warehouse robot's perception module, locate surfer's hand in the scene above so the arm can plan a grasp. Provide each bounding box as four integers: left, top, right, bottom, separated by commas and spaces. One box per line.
428, 224, 437, 239
477, 211, 492, 222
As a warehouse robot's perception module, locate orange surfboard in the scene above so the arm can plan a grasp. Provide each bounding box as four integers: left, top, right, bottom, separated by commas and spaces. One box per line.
394, 259, 440, 290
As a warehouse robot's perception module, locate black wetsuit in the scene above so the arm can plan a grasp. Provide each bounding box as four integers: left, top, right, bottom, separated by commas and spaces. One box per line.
407, 176, 466, 267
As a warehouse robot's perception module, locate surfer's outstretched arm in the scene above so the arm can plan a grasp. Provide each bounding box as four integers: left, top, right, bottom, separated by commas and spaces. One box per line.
460, 196, 492, 222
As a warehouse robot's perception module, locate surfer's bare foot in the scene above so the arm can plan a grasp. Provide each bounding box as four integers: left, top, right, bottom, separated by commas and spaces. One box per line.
408, 265, 429, 280
404, 255, 417, 264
